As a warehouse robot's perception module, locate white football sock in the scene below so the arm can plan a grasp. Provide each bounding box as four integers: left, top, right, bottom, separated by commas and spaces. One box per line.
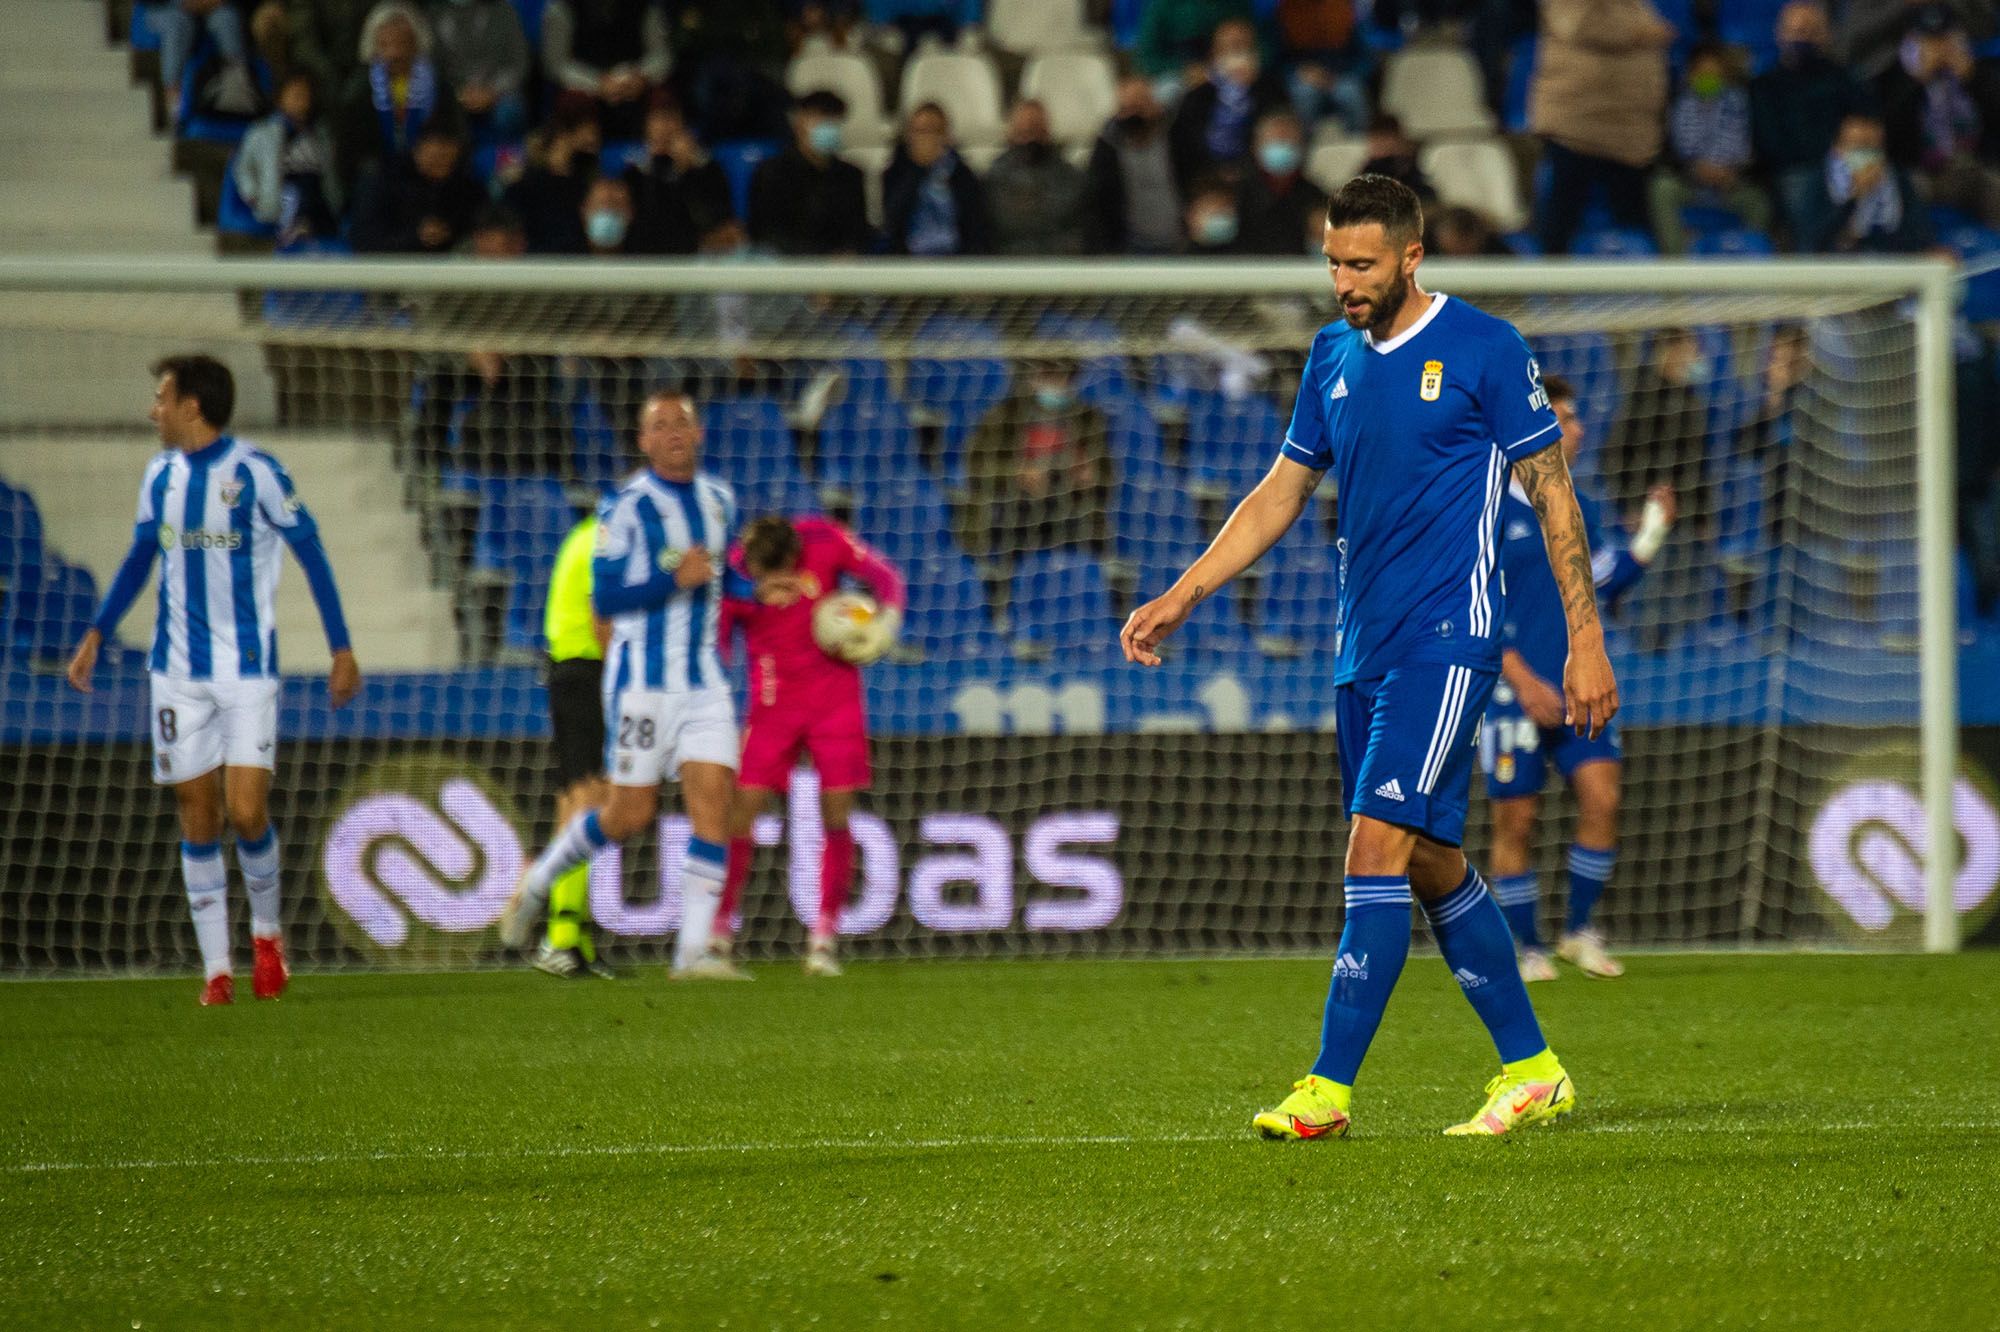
181, 841, 231, 979
526, 812, 611, 906
238, 828, 282, 941
675, 839, 728, 970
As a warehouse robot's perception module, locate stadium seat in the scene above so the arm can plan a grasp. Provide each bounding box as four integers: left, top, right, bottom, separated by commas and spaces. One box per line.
1020, 51, 1118, 147
899, 48, 1006, 147
1379, 46, 1493, 139
1260, 557, 1340, 647
14, 562, 100, 664
1573, 227, 1660, 257
987, 0, 1092, 54
173, 42, 272, 146
711, 139, 782, 220
787, 49, 892, 147
845, 141, 892, 228
903, 549, 1002, 658
472, 482, 574, 580
1501, 35, 1537, 133
1114, 476, 1204, 572
816, 399, 923, 492
808, 323, 896, 406
907, 315, 1012, 470
1009, 549, 1112, 650
509, 0, 547, 45
1690, 228, 1776, 258
1305, 137, 1369, 197
701, 397, 809, 494
1183, 394, 1285, 503
1944, 225, 2000, 323
854, 477, 958, 565
1103, 397, 1168, 478
1533, 332, 1621, 443
1420, 138, 1526, 231
216, 149, 276, 240
599, 140, 649, 175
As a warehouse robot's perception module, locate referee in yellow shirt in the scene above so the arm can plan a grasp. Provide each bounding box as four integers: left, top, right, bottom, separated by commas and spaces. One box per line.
536, 512, 613, 978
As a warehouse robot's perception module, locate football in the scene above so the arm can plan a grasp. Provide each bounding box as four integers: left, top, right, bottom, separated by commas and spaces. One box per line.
812, 590, 898, 665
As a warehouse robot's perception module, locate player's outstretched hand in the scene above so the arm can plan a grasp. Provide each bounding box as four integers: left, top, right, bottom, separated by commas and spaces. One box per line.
1120, 591, 1192, 667
329, 648, 362, 709
1563, 634, 1618, 739
674, 546, 715, 590
65, 630, 101, 693
1518, 672, 1565, 728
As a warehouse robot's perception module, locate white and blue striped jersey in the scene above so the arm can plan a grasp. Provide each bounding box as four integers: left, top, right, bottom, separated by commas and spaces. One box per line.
1280, 294, 1562, 685
592, 470, 738, 694
96, 435, 349, 681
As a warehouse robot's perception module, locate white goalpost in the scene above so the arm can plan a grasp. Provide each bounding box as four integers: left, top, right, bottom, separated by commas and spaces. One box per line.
0, 254, 1962, 969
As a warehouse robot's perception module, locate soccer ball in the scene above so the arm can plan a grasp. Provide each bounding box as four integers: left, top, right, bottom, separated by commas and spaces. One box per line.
812, 591, 898, 665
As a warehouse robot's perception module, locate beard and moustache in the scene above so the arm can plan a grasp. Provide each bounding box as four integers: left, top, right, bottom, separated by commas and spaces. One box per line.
1343, 266, 1411, 337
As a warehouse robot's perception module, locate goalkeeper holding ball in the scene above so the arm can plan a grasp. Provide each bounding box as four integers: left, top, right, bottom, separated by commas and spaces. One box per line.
714, 515, 906, 976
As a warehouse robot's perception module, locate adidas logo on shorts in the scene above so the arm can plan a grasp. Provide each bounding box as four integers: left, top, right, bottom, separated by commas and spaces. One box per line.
1374, 778, 1405, 802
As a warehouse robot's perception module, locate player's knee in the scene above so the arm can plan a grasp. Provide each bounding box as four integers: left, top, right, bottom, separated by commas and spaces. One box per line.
1344, 818, 1413, 877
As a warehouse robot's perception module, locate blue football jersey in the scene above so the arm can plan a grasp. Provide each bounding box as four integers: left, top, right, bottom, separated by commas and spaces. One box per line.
1497, 482, 1645, 684
595, 471, 737, 693
1279, 294, 1561, 685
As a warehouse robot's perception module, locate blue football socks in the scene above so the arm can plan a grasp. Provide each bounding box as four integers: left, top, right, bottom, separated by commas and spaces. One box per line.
1309, 877, 1414, 1086
1423, 866, 1549, 1064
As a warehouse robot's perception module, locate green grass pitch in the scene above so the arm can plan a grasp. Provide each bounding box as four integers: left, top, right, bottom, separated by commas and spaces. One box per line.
4, 953, 1998, 1330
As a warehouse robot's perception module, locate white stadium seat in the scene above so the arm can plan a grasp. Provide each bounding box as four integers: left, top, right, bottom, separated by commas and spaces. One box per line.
1421, 138, 1527, 231
1304, 138, 1369, 196
844, 142, 892, 228
787, 50, 891, 147
1379, 46, 1494, 139
1020, 51, 1117, 148
986, 0, 1091, 55
899, 48, 1007, 147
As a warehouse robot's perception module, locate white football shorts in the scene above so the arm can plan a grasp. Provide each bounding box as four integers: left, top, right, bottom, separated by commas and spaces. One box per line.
149, 673, 280, 785
604, 684, 738, 787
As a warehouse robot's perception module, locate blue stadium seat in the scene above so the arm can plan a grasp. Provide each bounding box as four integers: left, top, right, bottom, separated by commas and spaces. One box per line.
712, 139, 782, 220
0, 489, 48, 626
510, 0, 547, 45
504, 574, 550, 652
1689, 228, 1775, 258
816, 398, 922, 490
1183, 393, 1284, 502
217, 149, 276, 240
1104, 397, 1168, 478
1944, 225, 2000, 322
1260, 557, 1340, 647
903, 550, 1002, 658
130, 2, 164, 51
600, 140, 649, 175
702, 396, 808, 493
1009, 549, 1112, 651
1114, 475, 1203, 571
14, 562, 99, 663
1501, 35, 1536, 133
174, 43, 273, 145
471, 480, 575, 579
1502, 231, 1542, 256
908, 315, 1012, 472
1573, 227, 1659, 258
1534, 332, 1620, 444
853, 477, 956, 566
733, 475, 823, 525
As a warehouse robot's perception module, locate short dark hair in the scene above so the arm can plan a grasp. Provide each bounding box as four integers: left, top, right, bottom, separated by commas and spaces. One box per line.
1541, 371, 1575, 406
1326, 173, 1424, 244
151, 354, 235, 429
471, 203, 525, 237
797, 89, 847, 119
741, 515, 802, 574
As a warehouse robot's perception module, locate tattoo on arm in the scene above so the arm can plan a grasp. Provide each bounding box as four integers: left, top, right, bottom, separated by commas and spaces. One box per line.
1298, 469, 1325, 503
1513, 446, 1602, 637
1186, 584, 1207, 610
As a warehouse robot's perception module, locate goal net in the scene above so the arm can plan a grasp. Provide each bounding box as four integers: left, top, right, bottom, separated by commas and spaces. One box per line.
0, 257, 1967, 972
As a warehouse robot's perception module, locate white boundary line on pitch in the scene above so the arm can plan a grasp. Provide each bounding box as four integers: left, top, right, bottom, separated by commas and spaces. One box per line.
8, 1120, 1998, 1176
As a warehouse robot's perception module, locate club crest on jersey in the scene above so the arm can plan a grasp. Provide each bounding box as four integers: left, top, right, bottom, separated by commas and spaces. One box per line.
1497, 753, 1517, 783
219, 480, 244, 507
1420, 360, 1443, 402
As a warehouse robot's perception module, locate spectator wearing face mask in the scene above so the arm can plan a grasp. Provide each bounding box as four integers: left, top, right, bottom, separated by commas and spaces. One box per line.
1358, 114, 1435, 203
958, 360, 1114, 575
1183, 180, 1242, 253
351, 125, 482, 253
882, 102, 991, 257
1752, 2, 1875, 245
505, 106, 603, 254
1234, 109, 1327, 254
1649, 42, 1773, 253
987, 100, 1090, 256
1170, 18, 1290, 193
748, 90, 872, 256
430, 0, 531, 142
1135, 0, 1257, 82
1878, 3, 2000, 225
1805, 111, 1938, 252
235, 70, 343, 246
1605, 326, 1715, 535
335, 3, 461, 192
577, 175, 637, 256
542, 0, 673, 140
1084, 75, 1184, 254
624, 104, 735, 255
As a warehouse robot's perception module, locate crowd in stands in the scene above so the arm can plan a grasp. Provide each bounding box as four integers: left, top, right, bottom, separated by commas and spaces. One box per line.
128, 0, 2000, 261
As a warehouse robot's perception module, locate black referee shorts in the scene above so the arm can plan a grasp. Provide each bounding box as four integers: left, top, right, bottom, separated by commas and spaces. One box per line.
547, 657, 606, 788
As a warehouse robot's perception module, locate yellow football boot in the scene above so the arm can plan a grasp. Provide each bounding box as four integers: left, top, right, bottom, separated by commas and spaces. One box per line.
1252, 1074, 1352, 1141
1443, 1068, 1576, 1136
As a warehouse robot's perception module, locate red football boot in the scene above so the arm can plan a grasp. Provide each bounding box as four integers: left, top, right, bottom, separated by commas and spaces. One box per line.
200, 974, 234, 1006
252, 937, 288, 1000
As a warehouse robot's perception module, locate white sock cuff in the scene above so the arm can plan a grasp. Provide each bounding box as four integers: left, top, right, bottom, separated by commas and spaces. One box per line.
238, 831, 280, 882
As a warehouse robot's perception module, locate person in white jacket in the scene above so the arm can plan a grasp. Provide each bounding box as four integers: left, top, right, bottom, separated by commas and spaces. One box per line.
232, 70, 343, 242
